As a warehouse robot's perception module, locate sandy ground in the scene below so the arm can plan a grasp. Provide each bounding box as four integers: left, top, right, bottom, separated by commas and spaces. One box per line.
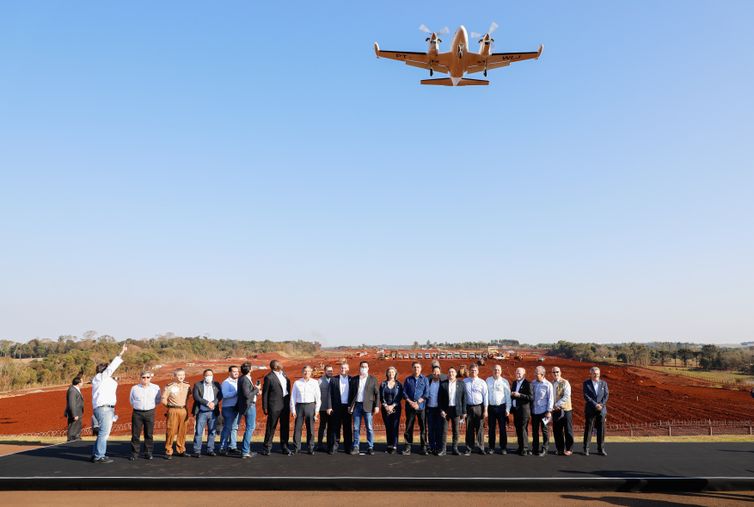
1, 491, 752, 507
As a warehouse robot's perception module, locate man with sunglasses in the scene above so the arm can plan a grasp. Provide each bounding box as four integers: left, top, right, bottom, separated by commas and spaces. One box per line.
129, 370, 160, 460
550, 367, 573, 456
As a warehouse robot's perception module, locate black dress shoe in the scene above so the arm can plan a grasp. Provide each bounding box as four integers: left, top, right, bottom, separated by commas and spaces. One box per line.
144, 454, 153, 460
192, 453, 201, 458
419, 447, 429, 456
176, 452, 186, 458
463, 448, 472, 456
367, 448, 375, 455
308, 448, 315, 455
285, 449, 294, 456
486, 448, 495, 455
260, 449, 270, 456
327, 449, 335, 455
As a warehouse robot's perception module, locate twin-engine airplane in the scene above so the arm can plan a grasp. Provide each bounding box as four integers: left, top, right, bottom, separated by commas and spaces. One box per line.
374, 23, 543, 86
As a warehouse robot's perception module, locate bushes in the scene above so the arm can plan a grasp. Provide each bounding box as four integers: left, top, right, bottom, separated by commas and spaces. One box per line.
0, 336, 322, 391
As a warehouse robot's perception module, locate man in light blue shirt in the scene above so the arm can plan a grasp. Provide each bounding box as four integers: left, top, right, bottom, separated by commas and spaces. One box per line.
463, 364, 488, 455
219, 365, 241, 455
530, 365, 553, 457
426, 366, 445, 455
486, 364, 512, 454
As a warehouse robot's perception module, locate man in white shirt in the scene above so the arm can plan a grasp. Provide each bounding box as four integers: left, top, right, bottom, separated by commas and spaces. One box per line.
129, 370, 160, 460
463, 363, 488, 455
262, 360, 292, 455
290, 365, 321, 454
91, 344, 127, 463
219, 365, 241, 455
486, 364, 512, 454
348, 361, 379, 455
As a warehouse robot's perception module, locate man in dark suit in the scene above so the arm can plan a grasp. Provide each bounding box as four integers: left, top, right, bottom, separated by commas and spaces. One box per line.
237, 362, 260, 458
583, 366, 609, 456
439, 366, 466, 455
326, 361, 352, 454
262, 360, 292, 455
316, 365, 334, 450
64, 376, 85, 441
191, 369, 223, 457
510, 367, 532, 455
348, 361, 380, 455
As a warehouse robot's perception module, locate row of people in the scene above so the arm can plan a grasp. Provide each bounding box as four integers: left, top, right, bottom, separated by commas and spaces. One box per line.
72, 345, 608, 463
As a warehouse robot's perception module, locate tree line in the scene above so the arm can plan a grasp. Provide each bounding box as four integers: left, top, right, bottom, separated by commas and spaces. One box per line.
0, 334, 320, 392
547, 340, 754, 374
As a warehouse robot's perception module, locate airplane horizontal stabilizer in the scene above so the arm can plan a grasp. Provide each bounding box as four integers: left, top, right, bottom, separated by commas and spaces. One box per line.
420, 78, 453, 86
420, 77, 489, 86
457, 78, 489, 86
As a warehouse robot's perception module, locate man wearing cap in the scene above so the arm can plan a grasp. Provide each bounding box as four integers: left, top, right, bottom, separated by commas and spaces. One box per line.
161, 368, 191, 459
129, 370, 160, 460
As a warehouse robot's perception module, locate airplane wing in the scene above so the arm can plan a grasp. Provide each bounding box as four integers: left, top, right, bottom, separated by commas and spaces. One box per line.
465, 45, 544, 74
374, 43, 450, 74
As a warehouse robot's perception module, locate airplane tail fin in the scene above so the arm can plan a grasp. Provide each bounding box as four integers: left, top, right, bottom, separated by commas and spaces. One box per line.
420, 77, 489, 86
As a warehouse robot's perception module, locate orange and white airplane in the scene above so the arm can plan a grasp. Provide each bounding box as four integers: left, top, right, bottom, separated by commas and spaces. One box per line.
374, 23, 543, 86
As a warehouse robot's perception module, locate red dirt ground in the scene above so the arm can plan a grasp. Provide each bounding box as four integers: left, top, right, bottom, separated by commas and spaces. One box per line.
1, 349, 753, 436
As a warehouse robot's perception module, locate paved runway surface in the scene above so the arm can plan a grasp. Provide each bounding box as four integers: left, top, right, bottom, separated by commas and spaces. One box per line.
1, 440, 753, 491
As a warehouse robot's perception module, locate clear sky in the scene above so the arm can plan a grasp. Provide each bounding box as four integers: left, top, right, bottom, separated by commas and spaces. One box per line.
1, 1, 752, 345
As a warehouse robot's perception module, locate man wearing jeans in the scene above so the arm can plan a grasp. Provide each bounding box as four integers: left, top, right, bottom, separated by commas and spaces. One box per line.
191, 369, 223, 457
91, 344, 127, 463
237, 362, 260, 459
349, 361, 380, 455
219, 365, 241, 455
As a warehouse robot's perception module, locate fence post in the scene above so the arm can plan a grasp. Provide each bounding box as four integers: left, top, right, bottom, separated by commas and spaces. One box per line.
709, 424, 713, 436
667, 423, 672, 437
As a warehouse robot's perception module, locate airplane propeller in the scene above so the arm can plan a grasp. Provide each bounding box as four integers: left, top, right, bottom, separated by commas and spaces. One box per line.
419, 24, 449, 42
471, 21, 499, 44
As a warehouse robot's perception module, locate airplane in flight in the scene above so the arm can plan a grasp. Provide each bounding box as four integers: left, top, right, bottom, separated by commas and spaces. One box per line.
373, 23, 543, 86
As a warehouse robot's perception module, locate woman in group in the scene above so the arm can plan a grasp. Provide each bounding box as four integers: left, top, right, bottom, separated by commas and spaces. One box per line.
380, 366, 404, 454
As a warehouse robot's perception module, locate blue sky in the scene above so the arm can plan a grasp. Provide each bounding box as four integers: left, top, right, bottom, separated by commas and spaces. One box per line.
1, 1, 752, 345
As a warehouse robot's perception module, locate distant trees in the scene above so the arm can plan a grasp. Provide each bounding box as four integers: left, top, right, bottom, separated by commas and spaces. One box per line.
547, 340, 753, 374
0, 335, 321, 391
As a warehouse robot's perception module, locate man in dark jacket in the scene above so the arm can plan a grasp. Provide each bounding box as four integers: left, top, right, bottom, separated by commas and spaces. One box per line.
316, 365, 334, 450
191, 369, 223, 457
439, 366, 467, 455
64, 376, 85, 441
510, 367, 532, 455
262, 360, 292, 455
326, 361, 352, 454
583, 366, 609, 456
348, 361, 380, 455
237, 362, 260, 458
